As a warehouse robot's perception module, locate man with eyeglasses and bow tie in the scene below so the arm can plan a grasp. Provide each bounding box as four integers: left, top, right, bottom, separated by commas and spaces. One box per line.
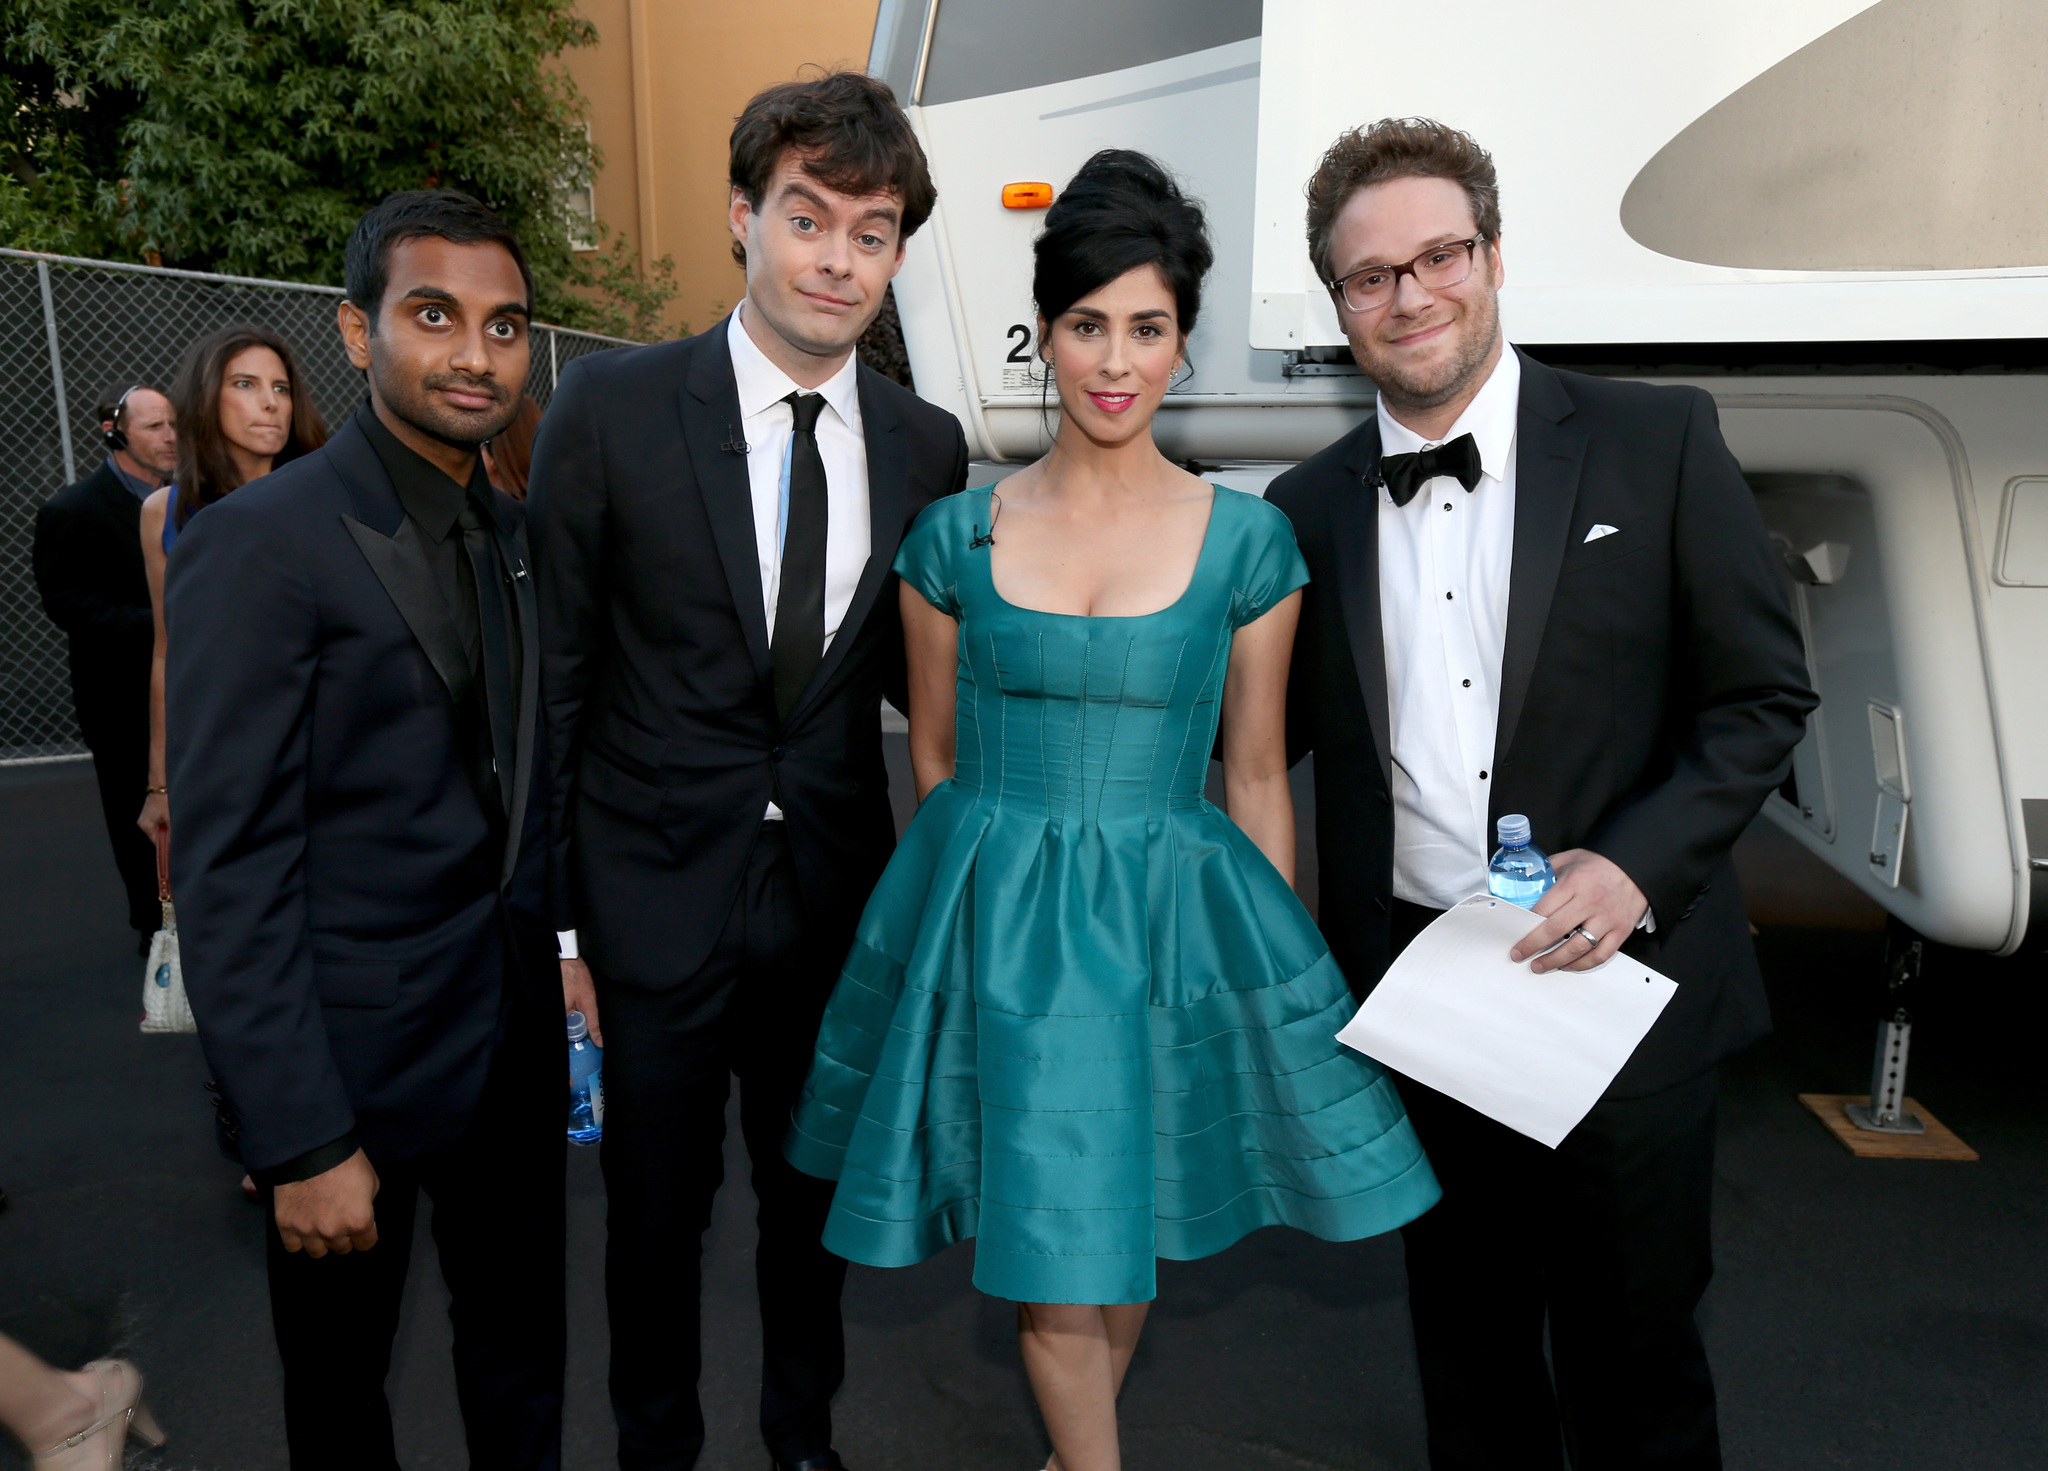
1269, 118, 1815, 1471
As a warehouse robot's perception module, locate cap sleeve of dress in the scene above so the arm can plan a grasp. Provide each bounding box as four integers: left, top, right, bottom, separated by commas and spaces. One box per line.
1227, 491, 1311, 629
892, 490, 972, 619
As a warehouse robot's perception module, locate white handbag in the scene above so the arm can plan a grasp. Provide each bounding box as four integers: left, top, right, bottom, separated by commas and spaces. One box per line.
140, 835, 196, 1035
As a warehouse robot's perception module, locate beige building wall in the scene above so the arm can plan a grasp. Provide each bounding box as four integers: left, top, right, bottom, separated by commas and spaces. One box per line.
562, 0, 883, 338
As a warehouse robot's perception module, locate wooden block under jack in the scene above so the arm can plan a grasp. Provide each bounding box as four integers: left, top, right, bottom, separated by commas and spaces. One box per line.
1798, 1093, 1980, 1160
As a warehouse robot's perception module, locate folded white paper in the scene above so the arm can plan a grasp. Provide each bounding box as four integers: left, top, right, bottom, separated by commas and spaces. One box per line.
1337, 894, 1678, 1148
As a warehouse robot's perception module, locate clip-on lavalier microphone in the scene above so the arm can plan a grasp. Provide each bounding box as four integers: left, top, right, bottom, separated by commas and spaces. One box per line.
969, 491, 1002, 549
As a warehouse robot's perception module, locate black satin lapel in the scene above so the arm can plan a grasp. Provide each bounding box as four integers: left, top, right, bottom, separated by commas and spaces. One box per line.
327, 414, 406, 536
786, 369, 907, 725
1495, 393, 1588, 763
343, 515, 474, 709
1330, 478, 1394, 793
1328, 422, 1393, 791
683, 331, 771, 679
497, 517, 539, 886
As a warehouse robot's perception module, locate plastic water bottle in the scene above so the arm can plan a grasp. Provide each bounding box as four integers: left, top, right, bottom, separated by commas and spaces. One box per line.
1487, 814, 1554, 909
566, 1011, 604, 1145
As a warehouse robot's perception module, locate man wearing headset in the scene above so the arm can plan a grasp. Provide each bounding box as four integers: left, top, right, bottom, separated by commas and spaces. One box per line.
33, 384, 180, 951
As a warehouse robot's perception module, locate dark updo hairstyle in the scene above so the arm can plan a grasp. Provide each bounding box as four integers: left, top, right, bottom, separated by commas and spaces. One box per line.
1033, 150, 1214, 342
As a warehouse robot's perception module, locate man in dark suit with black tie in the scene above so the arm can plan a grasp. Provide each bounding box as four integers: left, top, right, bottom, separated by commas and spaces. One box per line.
167, 192, 564, 1470
32, 384, 177, 946
530, 71, 968, 1471
1269, 120, 1816, 1471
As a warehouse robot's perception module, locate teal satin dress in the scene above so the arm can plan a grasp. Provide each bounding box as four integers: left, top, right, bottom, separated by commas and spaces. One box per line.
786, 486, 1439, 1305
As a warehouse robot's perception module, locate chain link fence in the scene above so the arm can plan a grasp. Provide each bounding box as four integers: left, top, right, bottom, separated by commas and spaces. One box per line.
0, 248, 629, 764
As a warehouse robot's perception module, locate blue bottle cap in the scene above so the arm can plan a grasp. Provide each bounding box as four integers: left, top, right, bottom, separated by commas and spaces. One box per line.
565, 1010, 589, 1042
1496, 814, 1532, 847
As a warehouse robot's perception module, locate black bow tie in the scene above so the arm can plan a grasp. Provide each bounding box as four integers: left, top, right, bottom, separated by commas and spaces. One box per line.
1376, 433, 1482, 507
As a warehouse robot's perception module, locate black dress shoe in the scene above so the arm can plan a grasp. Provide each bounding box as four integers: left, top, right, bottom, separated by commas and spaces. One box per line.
771, 1454, 846, 1471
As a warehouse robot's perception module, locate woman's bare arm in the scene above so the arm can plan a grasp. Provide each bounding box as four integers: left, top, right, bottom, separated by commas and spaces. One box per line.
1219, 590, 1303, 887
902, 580, 959, 803
138, 489, 172, 843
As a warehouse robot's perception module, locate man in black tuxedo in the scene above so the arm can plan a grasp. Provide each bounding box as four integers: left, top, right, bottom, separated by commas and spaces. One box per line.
1269, 120, 1815, 1470
167, 192, 564, 1470
32, 384, 177, 944
531, 72, 967, 1471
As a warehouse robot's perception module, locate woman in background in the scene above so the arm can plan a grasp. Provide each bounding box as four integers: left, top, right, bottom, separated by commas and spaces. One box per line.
786, 151, 1437, 1471
135, 325, 325, 1202
482, 391, 542, 500
137, 325, 327, 847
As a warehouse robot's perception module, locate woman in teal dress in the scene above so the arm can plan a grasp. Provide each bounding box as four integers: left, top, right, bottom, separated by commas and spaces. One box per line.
787, 150, 1437, 1470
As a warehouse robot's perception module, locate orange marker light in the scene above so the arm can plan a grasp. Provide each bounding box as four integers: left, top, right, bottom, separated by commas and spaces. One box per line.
1001, 182, 1055, 210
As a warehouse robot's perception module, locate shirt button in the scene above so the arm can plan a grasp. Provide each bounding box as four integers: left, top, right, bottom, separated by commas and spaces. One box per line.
1443, 502, 1452, 511
1462, 679, 1472, 687
1445, 591, 1454, 600
1480, 770, 1489, 779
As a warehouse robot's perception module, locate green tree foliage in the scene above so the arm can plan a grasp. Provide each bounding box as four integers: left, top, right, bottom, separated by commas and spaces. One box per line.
1, 0, 680, 340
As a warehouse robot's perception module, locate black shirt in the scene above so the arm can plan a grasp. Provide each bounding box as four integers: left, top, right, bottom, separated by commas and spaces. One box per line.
358, 404, 522, 821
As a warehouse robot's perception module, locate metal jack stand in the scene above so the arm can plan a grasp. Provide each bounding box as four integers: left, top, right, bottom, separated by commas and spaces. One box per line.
1799, 920, 1978, 1159
1844, 927, 1925, 1134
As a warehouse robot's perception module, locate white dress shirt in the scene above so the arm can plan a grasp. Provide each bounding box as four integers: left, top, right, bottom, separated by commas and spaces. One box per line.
729, 303, 873, 823
727, 303, 872, 652
1378, 345, 1521, 910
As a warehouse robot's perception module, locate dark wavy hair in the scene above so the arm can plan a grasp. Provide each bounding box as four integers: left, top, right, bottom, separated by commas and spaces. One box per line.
170, 325, 328, 529
728, 71, 936, 268
1033, 150, 1214, 339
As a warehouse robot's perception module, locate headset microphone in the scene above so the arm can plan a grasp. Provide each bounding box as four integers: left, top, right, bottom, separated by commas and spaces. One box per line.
103, 384, 142, 454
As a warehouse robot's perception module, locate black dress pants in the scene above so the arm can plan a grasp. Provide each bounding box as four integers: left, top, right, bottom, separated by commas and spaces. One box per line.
80, 705, 159, 936
263, 1030, 566, 1471
1391, 899, 1722, 1471
598, 821, 848, 1470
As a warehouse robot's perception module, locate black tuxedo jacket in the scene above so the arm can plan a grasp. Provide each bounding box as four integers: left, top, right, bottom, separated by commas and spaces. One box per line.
1271, 351, 1816, 1096
165, 416, 554, 1174
530, 318, 970, 989
32, 460, 154, 741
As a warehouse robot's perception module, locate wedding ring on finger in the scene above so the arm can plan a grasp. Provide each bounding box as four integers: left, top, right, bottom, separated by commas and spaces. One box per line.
1571, 925, 1601, 948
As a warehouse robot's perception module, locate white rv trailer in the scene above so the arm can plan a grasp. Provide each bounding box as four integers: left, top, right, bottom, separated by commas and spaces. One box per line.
868, 0, 2048, 980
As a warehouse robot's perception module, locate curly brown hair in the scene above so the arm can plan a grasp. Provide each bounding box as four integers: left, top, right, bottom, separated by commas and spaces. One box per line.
1304, 118, 1501, 286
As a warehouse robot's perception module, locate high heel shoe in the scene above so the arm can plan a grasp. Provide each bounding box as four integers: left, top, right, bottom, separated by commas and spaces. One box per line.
32, 1360, 166, 1469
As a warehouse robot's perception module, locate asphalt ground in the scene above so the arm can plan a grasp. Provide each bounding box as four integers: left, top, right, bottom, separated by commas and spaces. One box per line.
1, 751, 2042, 1470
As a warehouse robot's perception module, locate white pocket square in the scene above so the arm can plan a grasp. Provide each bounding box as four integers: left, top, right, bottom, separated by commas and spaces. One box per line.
1584, 524, 1619, 543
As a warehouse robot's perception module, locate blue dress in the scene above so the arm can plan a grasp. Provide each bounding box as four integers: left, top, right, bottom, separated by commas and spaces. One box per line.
786, 486, 1438, 1304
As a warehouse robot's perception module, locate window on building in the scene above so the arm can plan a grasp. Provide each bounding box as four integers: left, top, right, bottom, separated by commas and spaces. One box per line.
561, 123, 598, 252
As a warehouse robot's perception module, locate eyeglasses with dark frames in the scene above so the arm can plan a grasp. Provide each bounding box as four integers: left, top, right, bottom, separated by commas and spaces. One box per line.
1327, 236, 1489, 313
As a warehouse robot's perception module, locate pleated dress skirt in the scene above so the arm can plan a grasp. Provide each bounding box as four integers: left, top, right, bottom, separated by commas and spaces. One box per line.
785, 487, 1440, 1305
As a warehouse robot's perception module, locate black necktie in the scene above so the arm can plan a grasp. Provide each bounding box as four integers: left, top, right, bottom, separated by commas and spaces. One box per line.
772, 392, 829, 721
457, 501, 517, 820
1377, 432, 1483, 507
